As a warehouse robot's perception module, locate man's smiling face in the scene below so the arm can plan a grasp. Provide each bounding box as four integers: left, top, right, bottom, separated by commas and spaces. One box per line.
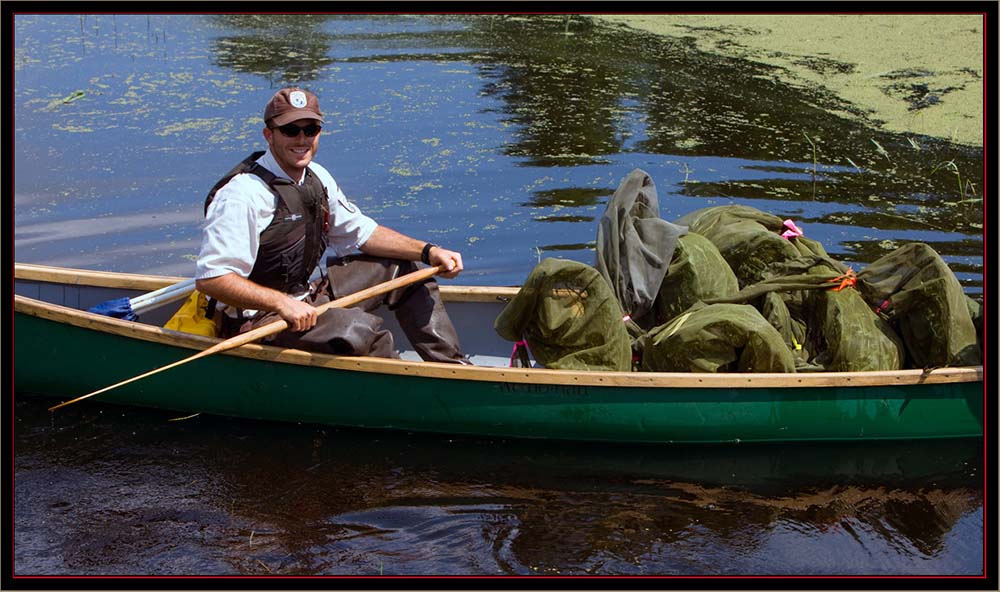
263, 118, 322, 180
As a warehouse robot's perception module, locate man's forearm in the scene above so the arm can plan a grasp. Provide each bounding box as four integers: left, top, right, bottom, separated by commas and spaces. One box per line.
196, 273, 321, 332
195, 273, 289, 312
359, 225, 464, 278
358, 225, 426, 260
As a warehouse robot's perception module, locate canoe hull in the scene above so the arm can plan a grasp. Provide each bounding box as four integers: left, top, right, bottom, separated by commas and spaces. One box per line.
15, 308, 983, 444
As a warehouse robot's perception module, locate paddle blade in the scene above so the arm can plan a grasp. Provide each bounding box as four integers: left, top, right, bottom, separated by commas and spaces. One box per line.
87, 297, 137, 321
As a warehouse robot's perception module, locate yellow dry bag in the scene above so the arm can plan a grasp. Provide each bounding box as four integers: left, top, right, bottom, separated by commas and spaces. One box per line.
164, 290, 218, 337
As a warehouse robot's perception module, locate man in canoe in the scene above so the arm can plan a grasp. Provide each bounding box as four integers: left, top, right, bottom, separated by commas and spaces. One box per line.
195, 87, 470, 363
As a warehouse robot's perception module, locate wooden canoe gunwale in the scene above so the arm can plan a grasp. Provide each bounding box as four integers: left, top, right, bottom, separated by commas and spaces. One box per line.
13, 262, 520, 302
13, 263, 984, 390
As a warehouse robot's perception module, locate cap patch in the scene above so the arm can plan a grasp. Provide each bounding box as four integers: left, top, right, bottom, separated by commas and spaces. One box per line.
289, 91, 308, 108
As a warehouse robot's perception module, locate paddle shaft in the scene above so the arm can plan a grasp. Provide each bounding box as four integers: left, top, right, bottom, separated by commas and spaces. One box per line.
130, 278, 197, 314
49, 265, 442, 412
130, 277, 195, 307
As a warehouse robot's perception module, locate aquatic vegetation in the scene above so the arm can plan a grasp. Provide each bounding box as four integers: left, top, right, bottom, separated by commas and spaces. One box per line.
930, 159, 980, 203
62, 90, 86, 103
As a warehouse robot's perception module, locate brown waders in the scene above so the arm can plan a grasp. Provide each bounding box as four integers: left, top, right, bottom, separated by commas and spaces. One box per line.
326, 255, 471, 364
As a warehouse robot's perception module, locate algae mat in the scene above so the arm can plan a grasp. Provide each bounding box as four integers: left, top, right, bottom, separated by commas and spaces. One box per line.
593, 15, 984, 147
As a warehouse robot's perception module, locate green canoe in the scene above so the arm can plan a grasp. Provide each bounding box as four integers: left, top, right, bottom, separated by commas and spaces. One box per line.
14, 263, 984, 444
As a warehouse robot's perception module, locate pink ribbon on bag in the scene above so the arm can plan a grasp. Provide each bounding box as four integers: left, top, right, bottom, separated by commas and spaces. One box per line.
510, 339, 530, 367
781, 219, 804, 240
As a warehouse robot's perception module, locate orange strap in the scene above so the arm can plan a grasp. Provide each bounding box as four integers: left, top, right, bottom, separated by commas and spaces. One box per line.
825, 268, 857, 292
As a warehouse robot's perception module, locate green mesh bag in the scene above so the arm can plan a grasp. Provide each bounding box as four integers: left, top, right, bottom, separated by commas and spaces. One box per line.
696, 253, 900, 372
674, 204, 785, 236
967, 297, 983, 352
595, 168, 687, 334
802, 262, 905, 372
640, 302, 796, 373
711, 220, 803, 287
791, 235, 831, 259
856, 242, 981, 368
702, 254, 848, 306
674, 206, 802, 287
495, 258, 633, 371
758, 291, 817, 370
653, 232, 739, 326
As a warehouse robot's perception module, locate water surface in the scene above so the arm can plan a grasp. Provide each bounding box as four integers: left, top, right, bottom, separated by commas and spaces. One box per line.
13, 397, 985, 576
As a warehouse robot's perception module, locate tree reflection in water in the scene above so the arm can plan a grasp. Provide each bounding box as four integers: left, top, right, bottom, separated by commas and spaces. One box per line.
203, 15, 981, 290
20, 395, 974, 575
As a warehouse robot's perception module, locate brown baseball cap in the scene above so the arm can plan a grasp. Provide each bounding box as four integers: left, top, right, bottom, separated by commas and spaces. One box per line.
264, 87, 324, 126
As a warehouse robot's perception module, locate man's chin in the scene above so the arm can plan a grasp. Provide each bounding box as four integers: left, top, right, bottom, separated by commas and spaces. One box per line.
284, 155, 312, 169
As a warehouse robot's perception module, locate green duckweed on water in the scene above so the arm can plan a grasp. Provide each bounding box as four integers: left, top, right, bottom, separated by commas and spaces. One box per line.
594, 15, 984, 147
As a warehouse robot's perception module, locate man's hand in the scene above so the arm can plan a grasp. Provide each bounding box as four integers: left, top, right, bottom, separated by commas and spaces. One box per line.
196, 273, 318, 331
427, 246, 464, 279
275, 296, 318, 332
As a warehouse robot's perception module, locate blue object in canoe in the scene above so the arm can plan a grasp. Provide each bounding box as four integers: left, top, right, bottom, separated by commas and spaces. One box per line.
87, 277, 196, 320
88, 296, 138, 320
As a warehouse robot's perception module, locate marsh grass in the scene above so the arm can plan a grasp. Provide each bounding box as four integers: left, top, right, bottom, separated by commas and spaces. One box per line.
870, 138, 891, 161
679, 162, 694, 183
931, 159, 979, 202
802, 131, 818, 176
803, 132, 818, 198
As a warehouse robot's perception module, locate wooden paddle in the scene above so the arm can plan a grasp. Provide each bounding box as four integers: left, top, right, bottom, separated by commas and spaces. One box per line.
49, 265, 442, 412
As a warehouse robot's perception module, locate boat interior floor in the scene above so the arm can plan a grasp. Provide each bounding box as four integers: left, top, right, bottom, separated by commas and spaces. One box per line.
397, 351, 514, 368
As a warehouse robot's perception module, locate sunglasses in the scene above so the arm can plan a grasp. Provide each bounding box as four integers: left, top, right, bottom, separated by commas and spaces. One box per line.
272, 123, 323, 138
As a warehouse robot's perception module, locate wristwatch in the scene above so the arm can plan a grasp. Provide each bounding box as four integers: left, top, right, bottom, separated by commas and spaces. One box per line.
421, 242, 438, 265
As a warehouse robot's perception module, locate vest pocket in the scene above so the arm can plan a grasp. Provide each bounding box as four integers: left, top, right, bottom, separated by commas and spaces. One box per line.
251, 226, 308, 293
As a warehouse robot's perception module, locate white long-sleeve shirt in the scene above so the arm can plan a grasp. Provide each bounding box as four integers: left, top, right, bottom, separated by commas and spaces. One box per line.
195, 149, 378, 286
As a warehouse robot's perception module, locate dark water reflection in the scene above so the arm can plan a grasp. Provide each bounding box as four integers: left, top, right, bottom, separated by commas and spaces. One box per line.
13, 14, 984, 295
13, 396, 984, 576
12, 13, 987, 577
